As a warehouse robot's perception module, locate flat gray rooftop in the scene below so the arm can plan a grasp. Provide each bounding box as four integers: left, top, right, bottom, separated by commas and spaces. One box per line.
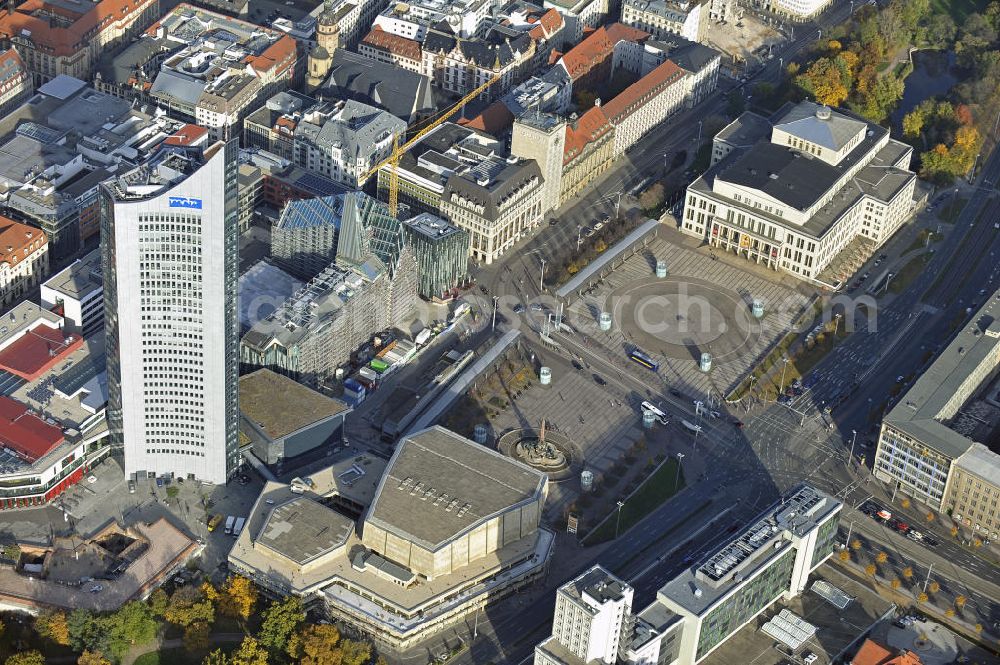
256, 496, 354, 565
884, 289, 1000, 459
42, 248, 103, 300
239, 368, 349, 440
659, 485, 840, 616
365, 426, 546, 551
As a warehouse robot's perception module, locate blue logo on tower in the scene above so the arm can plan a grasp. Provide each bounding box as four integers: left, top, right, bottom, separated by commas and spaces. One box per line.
168, 196, 203, 209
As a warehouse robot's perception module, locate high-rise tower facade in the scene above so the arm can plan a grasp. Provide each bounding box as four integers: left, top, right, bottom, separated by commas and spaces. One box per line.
101, 141, 239, 484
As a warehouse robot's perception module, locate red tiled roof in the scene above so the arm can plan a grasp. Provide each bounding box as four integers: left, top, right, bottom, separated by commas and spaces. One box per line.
0, 396, 64, 462
246, 33, 297, 76
163, 124, 209, 146
362, 26, 422, 62
851, 639, 923, 665
601, 58, 685, 122
558, 23, 649, 81
461, 100, 515, 135
563, 105, 611, 164
0, 324, 82, 381
0, 216, 45, 268
528, 8, 563, 40
0, 0, 153, 58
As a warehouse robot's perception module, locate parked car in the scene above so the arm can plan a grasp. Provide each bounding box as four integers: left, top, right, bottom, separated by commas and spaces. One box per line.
593, 374, 607, 386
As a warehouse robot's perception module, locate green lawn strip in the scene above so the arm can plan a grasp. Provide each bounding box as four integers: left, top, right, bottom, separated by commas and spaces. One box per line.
938, 196, 968, 224
904, 230, 941, 254
583, 459, 685, 545
889, 254, 931, 294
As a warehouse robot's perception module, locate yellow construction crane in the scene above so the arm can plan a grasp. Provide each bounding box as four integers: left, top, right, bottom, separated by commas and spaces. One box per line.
362, 73, 502, 217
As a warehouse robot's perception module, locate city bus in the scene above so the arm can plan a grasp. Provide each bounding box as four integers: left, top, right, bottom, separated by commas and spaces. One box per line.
640, 401, 669, 425
628, 348, 659, 371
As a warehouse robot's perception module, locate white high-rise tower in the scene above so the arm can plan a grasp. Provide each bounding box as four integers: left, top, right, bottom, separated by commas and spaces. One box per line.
101, 140, 239, 484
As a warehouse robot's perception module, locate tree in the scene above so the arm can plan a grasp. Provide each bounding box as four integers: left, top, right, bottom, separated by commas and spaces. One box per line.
890, 578, 901, 590
594, 239, 607, 253
1, 544, 20, 562
67, 609, 103, 654
165, 585, 215, 627
950, 526, 959, 537
961, 13, 997, 50
900, 498, 910, 509
339, 639, 372, 665
902, 566, 914, 580
35, 610, 71, 646
218, 576, 257, 621
945, 607, 955, 617
796, 58, 849, 106
975, 623, 983, 633
258, 597, 305, 653
917, 592, 928, 603
185, 622, 212, 654
903, 110, 925, 140
838, 549, 851, 562
926, 512, 935, 522
876, 551, 888, 564
287, 624, 341, 665
4, 652, 44, 665
954, 104, 974, 126
103, 601, 159, 660
924, 14, 957, 48
149, 588, 169, 617
928, 580, 940, 594
77, 652, 112, 665
638, 183, 665, 212
203, 650, 230, 665
231, 637, 269, 665
955, 594, 967, 608
850, 539, 862, 551
864, 563, 877, 577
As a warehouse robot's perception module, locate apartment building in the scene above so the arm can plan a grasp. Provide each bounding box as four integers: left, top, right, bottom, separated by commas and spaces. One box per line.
535, 567, 634, 664
0, 216, 48, 309
40, 248, 103, 337
0, 0, 159, 85
875, 290, 1000, 520
621, 0, 707, 43
682, 102, 917, 283
101, 4, 296, 140
0, 49, 32, 116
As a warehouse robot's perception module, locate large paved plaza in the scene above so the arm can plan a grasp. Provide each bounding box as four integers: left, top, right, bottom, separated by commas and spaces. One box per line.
561, 233, 812, 398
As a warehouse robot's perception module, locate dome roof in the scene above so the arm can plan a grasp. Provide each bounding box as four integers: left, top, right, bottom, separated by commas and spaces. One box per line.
310, 44, 330, 60
318, 1, 337, 24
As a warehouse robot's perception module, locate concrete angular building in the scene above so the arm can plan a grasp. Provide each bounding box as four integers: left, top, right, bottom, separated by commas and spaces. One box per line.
101, 141, 240, 484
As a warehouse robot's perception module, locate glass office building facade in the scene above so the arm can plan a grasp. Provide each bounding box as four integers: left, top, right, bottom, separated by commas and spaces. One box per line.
401, 213, 470, 300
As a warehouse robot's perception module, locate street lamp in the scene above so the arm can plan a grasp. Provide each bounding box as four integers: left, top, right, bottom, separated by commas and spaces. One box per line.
539, 258, 547, 292
779, 355, 790, 394
848, 429, 857, 466
576, 225, 585, 249
696, 119, 703, 144
675, 452, 685, 489
491, 295, 499, 332
614, 500, 626, 539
